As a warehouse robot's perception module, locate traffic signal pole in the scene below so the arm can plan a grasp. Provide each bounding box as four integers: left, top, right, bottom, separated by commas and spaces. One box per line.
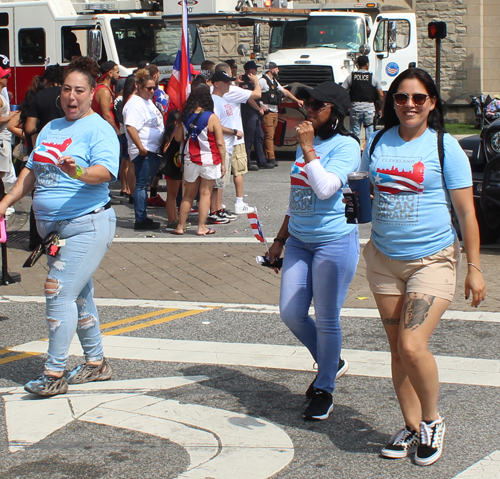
436, 37, 441, 95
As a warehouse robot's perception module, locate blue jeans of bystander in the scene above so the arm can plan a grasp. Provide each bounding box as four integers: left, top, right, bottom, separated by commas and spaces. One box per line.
132, 151, 162, 222
350, 109, 375, 139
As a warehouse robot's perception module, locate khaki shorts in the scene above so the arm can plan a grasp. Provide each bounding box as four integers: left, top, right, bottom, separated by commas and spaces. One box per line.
214, 151, 231, 189
231, 143, 248, 177
363, 239, 461, 302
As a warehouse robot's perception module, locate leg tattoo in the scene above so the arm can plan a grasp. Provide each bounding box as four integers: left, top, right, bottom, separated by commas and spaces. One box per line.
382, 317, 400, 325
402, 293, 436, 330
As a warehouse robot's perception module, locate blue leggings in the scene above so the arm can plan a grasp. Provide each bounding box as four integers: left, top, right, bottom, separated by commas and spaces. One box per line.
279, 230, 359, 393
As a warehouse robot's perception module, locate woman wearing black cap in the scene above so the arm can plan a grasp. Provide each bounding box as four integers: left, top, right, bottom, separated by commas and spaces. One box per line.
269, 81, 360, 421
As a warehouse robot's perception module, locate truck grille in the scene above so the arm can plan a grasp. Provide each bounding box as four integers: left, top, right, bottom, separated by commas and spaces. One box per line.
277, 65, 334, 88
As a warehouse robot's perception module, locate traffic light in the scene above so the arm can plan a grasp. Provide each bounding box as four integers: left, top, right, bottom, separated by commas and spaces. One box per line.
428, 21, 447, 40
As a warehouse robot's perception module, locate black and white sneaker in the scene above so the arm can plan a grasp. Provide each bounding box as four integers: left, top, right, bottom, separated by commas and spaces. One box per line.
303, 388, 333, 421
415, 416, 446, 466
306, 358, 349, 399
381, 425, 420, 458
206, 212, 229, 225
218, 208, 237, 221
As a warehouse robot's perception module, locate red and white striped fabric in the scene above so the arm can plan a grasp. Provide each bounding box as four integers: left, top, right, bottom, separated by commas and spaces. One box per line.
247, 211, 266, 243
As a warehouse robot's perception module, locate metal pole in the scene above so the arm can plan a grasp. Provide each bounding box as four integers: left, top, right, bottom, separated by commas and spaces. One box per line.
436, 37, 441, 96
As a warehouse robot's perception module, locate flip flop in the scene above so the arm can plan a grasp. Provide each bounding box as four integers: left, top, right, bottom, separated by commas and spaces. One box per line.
196, 228, 216, 236
171, 230, 184, 236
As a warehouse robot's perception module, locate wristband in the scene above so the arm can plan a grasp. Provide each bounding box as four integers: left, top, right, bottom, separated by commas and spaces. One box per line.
273, 237, 286, 244
71, 164, 84, 180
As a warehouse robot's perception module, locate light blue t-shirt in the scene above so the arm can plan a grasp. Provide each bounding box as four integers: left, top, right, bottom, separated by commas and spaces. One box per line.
26, 114, 119, 221
360, 127, 472, 260
288, 133, 360, 243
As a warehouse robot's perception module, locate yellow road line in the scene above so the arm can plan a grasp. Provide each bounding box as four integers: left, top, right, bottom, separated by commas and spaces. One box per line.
102, 309, 208, 335
99, 308, 177, 330
0, 352, 41, 365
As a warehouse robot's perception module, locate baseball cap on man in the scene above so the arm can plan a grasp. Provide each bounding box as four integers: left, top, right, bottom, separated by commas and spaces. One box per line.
0, 54, 11, 77
99, 61, 117, 75
244, 60, 259, 71
264, 61, 278, 71
211, 70, 235, 82
297, 81, 350, 117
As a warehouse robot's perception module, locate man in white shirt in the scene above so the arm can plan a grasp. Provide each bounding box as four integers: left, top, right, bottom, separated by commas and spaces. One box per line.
211, 66, 261, 219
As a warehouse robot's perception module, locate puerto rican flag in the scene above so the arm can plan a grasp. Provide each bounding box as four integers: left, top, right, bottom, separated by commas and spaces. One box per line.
247, 210, 268, 248
166, 0, 192, 111
290, 160, 311, 187
32, 139, 72, 165
373, 161, 425, 195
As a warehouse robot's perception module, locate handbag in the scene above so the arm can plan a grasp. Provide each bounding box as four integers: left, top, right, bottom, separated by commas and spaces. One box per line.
13, 142, 28, 161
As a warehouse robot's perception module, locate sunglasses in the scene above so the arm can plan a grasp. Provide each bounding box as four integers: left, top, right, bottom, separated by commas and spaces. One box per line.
304, 100, 330, 112
393, 93, 430, 106
1, 74, 11, 79
144, 86, 156, 92
23, 231, 60, 268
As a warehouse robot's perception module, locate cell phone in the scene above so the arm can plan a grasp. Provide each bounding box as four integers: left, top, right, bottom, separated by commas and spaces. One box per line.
343, 187, 360, 224
256, 255, 283, 270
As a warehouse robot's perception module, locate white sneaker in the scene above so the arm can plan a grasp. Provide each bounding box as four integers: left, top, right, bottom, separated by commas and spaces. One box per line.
234, 202, 255, 215
5, 206, 15, 218
415, 416, 446, 466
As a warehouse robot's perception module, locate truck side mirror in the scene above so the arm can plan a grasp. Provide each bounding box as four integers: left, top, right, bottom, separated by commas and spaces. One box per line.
88, 28, 102, 62
359, 44, 370, 55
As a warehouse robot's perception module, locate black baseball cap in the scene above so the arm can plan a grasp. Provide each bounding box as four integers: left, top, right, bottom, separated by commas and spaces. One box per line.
244, 61, 259, 71
265, 61, 278, 71
211, 70, 235, 82
297, 81, 350, 117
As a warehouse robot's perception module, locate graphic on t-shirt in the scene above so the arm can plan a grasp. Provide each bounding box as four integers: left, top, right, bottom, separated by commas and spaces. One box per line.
291, 160, 310, 187
33, 138, 72, 165
373, 161, 425, 194
290, 160, 316, 214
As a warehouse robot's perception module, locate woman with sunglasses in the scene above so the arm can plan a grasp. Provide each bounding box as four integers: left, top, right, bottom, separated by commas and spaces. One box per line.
123, 68, 164, 230
268, 81, 360, 421
0, 56, 119, 396
361, 68, 486, 466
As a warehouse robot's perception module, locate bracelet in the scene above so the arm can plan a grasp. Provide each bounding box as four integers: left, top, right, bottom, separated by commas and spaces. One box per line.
467, 262, 483, 273
71, 164, 84, 180
303, 148, 315, 159
274, 237, 287, 244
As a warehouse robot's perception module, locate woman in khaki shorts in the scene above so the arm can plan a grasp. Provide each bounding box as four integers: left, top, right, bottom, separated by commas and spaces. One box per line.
360, 68, 486, 466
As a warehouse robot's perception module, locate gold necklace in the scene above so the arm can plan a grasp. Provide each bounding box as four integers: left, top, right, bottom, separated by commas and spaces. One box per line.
81, 109, 94, 119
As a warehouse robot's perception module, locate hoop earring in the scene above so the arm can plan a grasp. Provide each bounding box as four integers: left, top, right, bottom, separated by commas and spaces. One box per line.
55, 95, 62, 109
332, 117, 339, 130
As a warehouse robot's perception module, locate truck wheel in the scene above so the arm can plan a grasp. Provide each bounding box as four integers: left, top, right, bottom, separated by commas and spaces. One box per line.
475, 198, 500, 244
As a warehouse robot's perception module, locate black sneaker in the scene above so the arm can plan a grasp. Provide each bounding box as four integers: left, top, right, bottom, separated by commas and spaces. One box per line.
24, 374, 68, 397
303, 388, 333, 421
306, 358, 349, 399
381, 426, 420, 458
134, 218, 160, 230
248, 164, 259, 171
206, 212, 229, 224
218, 209, 237, 221
258, 162, 274, 169
415, 417, 446, 466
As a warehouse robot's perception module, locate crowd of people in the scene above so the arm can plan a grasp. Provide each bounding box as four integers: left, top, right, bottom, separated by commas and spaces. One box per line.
0, 53, 487, 468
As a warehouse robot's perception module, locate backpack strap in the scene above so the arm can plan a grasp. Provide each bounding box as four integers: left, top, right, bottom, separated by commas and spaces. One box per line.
369, 129, 385, 158
437, 130, 445, 171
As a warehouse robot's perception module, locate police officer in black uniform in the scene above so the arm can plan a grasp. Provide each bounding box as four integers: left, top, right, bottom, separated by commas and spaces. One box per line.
239, 61, 272, 170
342, 55, 384, 141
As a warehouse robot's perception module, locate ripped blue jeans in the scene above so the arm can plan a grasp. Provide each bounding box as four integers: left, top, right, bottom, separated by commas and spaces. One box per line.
37, 207, 116, 373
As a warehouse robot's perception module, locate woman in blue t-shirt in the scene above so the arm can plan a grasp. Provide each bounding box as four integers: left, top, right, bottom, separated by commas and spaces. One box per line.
0, 57, 119, 397
268, 81, 360, 421
361, 68, 486, 466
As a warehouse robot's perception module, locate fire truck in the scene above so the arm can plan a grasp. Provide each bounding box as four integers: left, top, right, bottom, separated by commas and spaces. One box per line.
0, 0, 205, 104
165, 0, 418, 147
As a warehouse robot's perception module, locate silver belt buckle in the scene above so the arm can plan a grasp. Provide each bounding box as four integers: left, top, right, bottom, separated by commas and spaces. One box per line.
93, 206, 105, 214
